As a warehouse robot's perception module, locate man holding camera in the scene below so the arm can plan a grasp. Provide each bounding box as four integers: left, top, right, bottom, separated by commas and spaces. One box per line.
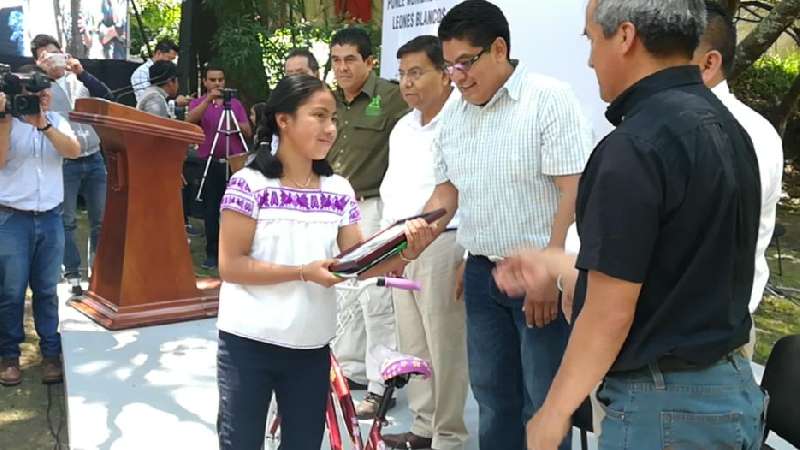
186, 64, 251, 269
0, 71, 81, 386
32, 34, 113, 296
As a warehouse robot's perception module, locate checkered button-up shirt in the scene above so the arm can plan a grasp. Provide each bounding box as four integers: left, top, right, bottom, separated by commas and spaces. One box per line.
131, 59, 154, 103
433, 62, 593, 256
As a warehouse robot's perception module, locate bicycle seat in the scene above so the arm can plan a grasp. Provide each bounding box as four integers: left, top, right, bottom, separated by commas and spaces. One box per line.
379, 351, 432, 381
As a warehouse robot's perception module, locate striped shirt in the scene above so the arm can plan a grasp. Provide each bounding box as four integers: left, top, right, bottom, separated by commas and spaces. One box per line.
131, 59, 154, 103
433, 62, 593, 256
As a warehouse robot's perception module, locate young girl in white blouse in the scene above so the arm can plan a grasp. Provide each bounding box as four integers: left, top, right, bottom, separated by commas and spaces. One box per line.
215, 74, 433, 450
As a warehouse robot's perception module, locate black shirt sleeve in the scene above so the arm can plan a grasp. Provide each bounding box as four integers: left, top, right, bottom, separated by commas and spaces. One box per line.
576, 133, 663, 283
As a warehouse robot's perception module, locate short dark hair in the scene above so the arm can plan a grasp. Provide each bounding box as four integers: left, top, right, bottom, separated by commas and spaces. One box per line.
286, 48, 320, 73
438, 0, 510, 58
30, 34, 61, 59
397, 35, 445, 69
702, 0, 736, 77
149, 60, 178, 87
154, 39, 179, 54
249, 75, 334, 178
330, 27, 373, 60
202, 62, 225, 79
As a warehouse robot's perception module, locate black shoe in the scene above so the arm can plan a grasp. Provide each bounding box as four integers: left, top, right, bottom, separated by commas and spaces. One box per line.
67, 277, 83, 296
346, 377, 368, 391
201, 257, 218, 269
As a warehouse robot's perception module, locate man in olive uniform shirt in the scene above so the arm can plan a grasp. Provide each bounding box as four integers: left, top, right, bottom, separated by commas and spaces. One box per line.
328, 27, 408, 419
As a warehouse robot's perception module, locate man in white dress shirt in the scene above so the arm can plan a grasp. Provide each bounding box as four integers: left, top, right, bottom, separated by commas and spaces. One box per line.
379, 35, 468, 450
692, 0, 783, 358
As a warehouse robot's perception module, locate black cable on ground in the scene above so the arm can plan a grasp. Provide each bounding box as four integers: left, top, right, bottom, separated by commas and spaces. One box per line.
46, 383, 66, 450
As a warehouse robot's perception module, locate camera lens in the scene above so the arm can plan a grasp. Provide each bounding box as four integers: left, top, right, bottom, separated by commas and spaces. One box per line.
15, 96, 29, 110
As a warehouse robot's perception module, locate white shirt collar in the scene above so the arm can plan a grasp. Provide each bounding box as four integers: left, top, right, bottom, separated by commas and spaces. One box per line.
711, 80, 733, 100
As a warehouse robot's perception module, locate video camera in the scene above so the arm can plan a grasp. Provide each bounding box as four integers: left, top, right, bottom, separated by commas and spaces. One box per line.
0, 64, 52, 117
221, 88, 237, 103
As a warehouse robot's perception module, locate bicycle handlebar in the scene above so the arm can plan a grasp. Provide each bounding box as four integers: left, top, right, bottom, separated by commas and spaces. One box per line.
378, 277, 422, 291
335, 276, 422, 293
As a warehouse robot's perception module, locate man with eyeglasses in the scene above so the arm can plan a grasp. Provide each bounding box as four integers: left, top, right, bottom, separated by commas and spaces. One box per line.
327, 27, 409, 420
378, 35, 467, 450
419, 1, 593, 449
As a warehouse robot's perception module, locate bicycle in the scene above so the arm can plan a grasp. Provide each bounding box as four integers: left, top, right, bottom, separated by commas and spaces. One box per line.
264, 276, 433, 450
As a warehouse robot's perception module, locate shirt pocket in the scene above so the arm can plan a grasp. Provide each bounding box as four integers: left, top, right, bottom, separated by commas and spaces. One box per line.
353, 115, 388, 134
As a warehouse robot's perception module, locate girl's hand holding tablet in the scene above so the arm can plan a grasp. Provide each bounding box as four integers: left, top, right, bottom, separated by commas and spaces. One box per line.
301, 259, 345, 288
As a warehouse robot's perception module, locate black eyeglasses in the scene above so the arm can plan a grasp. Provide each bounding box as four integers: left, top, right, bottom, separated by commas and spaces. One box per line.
444, 45, 492, 76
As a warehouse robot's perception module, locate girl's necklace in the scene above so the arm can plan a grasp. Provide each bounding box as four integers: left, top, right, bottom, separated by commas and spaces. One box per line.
287, 173, 312, 188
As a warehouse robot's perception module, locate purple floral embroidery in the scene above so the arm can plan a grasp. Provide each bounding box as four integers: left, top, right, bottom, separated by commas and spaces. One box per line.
280, 191, 293, 207
348, 200, 362, 224
220, 194, 255, 216
227, 176, 252, 193
253, 187, 355, 216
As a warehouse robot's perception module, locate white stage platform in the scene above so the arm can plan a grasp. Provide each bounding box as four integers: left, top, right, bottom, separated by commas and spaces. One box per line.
58, 283, 795, 450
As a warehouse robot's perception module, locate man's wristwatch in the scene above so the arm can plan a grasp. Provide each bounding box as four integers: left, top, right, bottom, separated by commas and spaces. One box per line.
37, 122, 53, 132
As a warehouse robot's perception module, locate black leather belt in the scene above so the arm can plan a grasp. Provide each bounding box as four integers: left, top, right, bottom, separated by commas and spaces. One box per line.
65, 152, 100, 162
611, 353, 734, 375
0, 204, 59, 216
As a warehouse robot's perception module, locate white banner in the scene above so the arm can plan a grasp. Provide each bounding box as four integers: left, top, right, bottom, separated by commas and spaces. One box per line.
380, 0, 612, 140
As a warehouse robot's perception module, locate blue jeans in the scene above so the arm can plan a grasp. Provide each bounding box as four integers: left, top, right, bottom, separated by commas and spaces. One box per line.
63, 152, 107, 278
0, 206, 64, 359
597, 354, 768, 450
217, 331, 330, 450
464, 255, 571, 450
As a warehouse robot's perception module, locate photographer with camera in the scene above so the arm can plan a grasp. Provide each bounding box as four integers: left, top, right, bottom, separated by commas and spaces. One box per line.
186, 64, 251, 270
33, 34, 113, 296
0, 68, 81, 386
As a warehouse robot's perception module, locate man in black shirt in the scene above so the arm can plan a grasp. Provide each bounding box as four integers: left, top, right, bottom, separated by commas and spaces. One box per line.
494, 0, 767, 449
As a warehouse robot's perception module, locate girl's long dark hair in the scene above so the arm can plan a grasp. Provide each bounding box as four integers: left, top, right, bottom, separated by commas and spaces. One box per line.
248, 74, 334, 179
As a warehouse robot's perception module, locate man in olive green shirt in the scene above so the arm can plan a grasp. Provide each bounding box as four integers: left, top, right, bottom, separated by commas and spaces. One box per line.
328, 27, 408, 420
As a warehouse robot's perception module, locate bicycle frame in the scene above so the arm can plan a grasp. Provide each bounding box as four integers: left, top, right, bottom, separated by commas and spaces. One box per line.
266, 277, 422, 450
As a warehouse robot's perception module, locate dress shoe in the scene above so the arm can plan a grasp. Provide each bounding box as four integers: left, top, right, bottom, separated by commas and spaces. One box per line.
0, 358, 21, 386
41, 356, 63, 384
381, 431, 433, 449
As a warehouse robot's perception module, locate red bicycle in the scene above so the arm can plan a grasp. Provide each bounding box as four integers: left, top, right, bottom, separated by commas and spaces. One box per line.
264, 277, 433, 450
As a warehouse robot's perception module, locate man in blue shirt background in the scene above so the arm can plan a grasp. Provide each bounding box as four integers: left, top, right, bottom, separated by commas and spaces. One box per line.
0, 72, 81, 386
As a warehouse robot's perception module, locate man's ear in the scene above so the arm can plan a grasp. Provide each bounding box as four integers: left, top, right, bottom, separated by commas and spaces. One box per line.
618, 22, 637, 55
699, 50, 724, 85
492, 37, 509, 62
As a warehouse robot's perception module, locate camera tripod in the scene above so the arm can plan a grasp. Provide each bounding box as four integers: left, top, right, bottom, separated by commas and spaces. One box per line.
196, 95, 250, 201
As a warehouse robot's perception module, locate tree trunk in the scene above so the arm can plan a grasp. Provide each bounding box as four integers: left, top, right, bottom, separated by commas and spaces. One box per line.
69, 0, 85, 58
776, 71, 800, 136
730, 0, 800, 81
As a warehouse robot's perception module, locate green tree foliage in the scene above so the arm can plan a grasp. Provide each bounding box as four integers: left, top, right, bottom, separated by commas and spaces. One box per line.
199, 0, 380, 103
129, 0, 181, 58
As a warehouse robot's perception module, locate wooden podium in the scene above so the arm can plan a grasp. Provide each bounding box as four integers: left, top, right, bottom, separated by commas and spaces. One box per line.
68, 98, 219, 330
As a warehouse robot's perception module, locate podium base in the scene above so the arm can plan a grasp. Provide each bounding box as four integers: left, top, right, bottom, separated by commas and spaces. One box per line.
68, 281, 220, 330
